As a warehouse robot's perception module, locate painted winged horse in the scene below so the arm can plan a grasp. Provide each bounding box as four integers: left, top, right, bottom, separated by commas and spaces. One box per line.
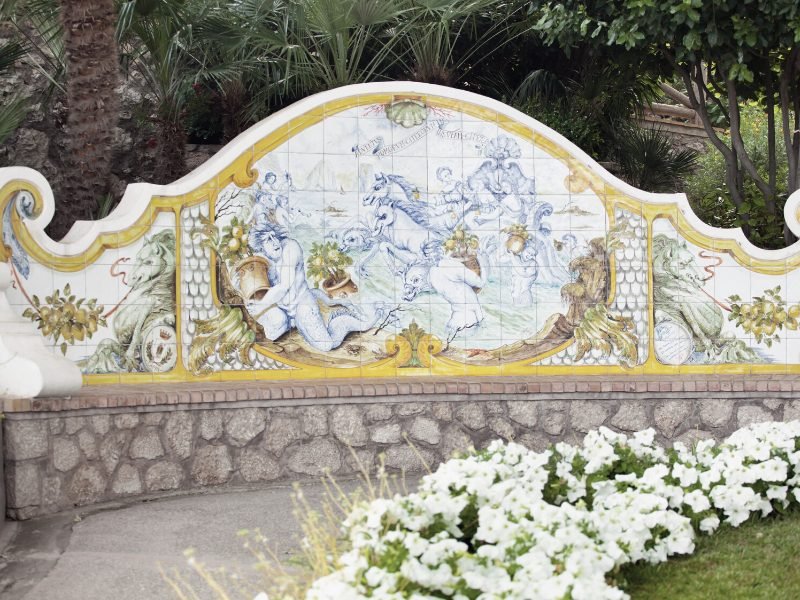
365, 172, 472, 231
348, 173, 446, 275
85, 230, 176, 373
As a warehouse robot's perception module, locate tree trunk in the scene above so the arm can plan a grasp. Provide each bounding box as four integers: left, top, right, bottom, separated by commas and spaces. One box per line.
153, 117, 187, 184
53, 0, 120, 239
221, 80, 249, 143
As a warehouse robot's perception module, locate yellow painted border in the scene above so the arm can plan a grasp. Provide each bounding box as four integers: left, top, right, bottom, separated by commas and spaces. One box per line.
2, 92, 799, 383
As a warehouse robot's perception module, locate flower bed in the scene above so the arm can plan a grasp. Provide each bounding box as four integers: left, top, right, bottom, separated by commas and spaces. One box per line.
304, 421, 800, 599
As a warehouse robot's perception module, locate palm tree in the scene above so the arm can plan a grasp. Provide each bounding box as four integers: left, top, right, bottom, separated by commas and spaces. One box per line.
0, 40, 28, 144
401, 0, 523, 87
56, 0, 120, 233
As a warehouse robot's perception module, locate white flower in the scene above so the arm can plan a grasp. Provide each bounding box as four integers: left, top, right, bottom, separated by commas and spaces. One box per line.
303, 420, 800, 600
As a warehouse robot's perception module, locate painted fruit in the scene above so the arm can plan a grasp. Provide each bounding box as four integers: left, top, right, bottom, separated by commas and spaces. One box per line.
227, 238, 241, 252
506, 234, 526, 255
789, 305, 800, 319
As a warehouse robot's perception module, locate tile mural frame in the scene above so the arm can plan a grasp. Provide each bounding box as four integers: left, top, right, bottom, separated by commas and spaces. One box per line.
3, 81, 800, 387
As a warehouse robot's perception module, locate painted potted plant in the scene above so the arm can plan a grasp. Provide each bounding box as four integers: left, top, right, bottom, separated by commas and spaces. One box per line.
502, 223, 530, 255
444, 225, 481, 275
219, 217, 270, 301
307, 241, 358, 298
443, 225, 483, 292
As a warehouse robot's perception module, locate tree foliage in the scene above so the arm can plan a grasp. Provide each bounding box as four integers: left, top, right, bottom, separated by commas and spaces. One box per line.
533, 0, 800, 246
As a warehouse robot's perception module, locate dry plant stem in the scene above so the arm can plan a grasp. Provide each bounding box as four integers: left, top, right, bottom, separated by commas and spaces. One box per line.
402, 433, 434, 475
163, 449, 411, 599
161, 564, 202, 600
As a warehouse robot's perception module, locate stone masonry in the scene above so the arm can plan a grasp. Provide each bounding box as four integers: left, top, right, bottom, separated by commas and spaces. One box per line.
4, 375, 800, 519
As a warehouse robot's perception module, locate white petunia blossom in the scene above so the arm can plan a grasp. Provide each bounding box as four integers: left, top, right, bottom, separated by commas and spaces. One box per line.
304, 420, 800, 600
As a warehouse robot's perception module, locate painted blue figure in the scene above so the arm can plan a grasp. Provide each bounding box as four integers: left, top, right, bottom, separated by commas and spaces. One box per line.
246, 221, 390, 352
508, 240, 539, 306
466, 136, 537, 224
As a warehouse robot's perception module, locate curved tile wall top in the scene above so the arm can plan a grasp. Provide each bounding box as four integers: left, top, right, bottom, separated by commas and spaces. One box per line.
3, 81, 800, 385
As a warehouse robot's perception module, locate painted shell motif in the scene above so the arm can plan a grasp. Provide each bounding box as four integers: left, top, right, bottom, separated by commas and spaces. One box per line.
385, 98, 428, 128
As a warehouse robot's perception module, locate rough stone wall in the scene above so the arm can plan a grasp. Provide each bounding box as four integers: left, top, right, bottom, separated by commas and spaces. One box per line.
4, 395, 798, 520
0, 424, 5, 533
0, 24, 219, 200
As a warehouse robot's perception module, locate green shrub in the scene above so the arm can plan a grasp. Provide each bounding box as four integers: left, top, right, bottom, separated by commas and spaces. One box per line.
684, 105, 789, 249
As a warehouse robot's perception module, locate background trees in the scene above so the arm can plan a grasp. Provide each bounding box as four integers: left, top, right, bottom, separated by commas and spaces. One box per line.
533, 0, 800, 247
0, 0, 797, 248
56, 0, 120, 233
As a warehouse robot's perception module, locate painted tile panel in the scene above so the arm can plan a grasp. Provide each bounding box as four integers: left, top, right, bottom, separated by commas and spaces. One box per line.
4, 84, 800, 383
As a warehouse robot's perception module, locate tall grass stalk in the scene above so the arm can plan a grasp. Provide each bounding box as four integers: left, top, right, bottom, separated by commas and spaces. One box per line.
163, 447, 424, 599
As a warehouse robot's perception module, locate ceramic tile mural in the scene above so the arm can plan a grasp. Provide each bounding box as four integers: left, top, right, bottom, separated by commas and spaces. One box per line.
3, 82, 800, 384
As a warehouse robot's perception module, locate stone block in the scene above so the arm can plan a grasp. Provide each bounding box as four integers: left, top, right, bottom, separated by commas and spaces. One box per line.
365, 404, 393, 422
302, 406, 329, 436
698, 399, 734, 428
49, 418, 64, 435
345, 448, 376, 473
100, 430, 131, 474
111, 464, 142, 495
226, 408, 266, 446
142, 413, 164, 426
6, 420, 48, 460
64, 416, 86, 435
541, 411, 566, 436
737, 405, 772, 428
441, 426, 473, 460
67, 465, 107, 505
454, 402, 486, 430
785, 400, 800, 422
90, 415, 111, 436
570, 401, 612, 433
654, 400, 692, 438
264, 416, 303, 455
430, 403, 453, 422
370, 423, 402, 444
331, 406, 368, 447
288, 439, 341, 476
7, 462, 41, 508
42, 475, 62, 507
165, 412, 194, 459
507, 401, 538, 428
675, 429, 715, 447
396, 403, 425, 416
489, 417, 516, 441
237, 448, 281, 483
610, 403, 649, 432
53, 437, 81, 472
409, 417, 441, 445
200, 411, 223, 441
77, 430, 99, 460
145, 462, 185, 491
384, 446, 436, 472
517, 432, 551, 453
114, 414, 139, 430
129, 427, 165, 460
191, 445, 233, 486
